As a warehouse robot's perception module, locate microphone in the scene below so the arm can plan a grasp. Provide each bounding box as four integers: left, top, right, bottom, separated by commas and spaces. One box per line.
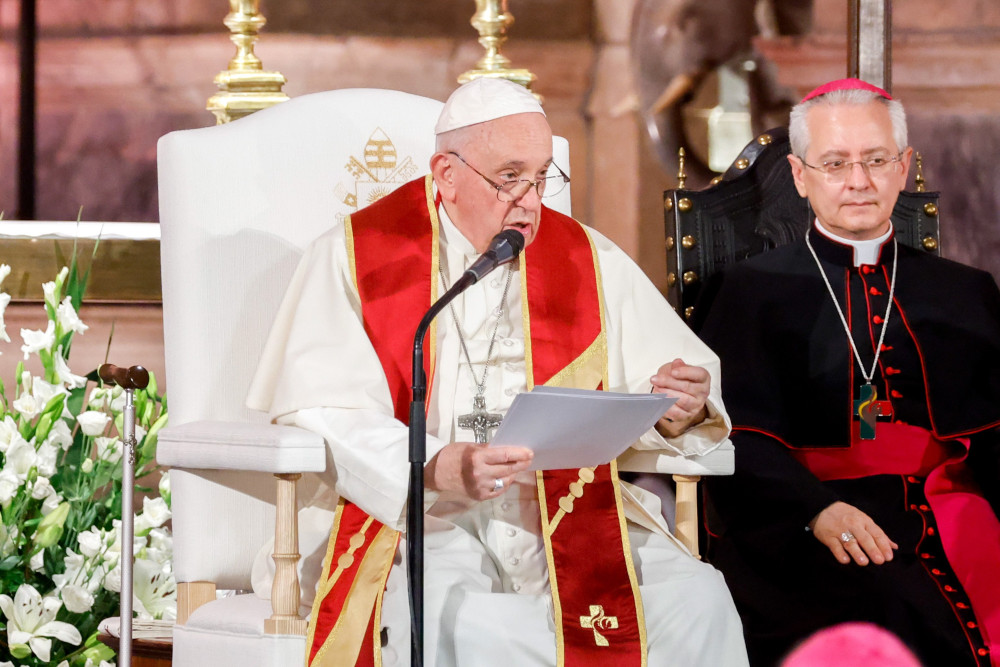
464, 230, 526, 283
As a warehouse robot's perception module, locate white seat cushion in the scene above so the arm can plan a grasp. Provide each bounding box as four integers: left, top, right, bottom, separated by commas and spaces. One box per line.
174, 594, 305, 667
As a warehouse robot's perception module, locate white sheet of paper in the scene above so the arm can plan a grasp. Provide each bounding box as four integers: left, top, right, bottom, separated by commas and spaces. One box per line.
489, 386, 677, 471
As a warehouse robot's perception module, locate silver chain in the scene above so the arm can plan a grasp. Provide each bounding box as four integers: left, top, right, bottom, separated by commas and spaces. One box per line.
805, 230, 898, 384
441, 264, 514, 396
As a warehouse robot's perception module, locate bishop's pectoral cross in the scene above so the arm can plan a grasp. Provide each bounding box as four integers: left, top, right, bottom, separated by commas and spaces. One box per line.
458, 395, 503, 444
854, 383, 894, 440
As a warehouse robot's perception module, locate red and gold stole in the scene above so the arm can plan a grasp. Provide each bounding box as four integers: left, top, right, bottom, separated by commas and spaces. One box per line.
307, 175, 645, 666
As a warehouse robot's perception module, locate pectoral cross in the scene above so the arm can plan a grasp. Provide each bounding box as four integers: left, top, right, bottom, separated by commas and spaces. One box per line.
854, 383, 893, 440
458, 395, 503, 444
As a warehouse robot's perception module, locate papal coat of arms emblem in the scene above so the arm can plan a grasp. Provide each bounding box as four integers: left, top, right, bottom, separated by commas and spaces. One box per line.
333, 128, 420, 221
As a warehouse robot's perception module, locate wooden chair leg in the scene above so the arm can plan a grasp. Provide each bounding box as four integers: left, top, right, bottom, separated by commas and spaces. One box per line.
265, 472, 308, 635
176, 581, 217, 625
673, 474, 702, 559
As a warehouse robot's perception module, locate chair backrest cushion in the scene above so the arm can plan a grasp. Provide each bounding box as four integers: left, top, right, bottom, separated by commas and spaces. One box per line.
159, 88, 571, 426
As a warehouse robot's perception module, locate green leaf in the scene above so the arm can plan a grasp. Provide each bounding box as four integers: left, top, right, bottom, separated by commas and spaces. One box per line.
67, 384, 87, 418
59, 331, 75, 359
141, 397, 154, 425
0, 555, 21, 571
141, 412, 169, 460
146, 370, 159, 398
81, 641, 115, 664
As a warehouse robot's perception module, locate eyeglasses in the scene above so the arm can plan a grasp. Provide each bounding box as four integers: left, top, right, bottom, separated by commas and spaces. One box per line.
800, 152, 904, 183
449, 152, 570, 202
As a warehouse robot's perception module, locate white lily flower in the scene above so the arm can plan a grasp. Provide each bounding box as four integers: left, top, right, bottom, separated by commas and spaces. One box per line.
42, 491, 63, 515
30, 475, 54, 500
0, 416, 22, 453
53, 348, 87, 389
59, 584, 94, 614
56, 296, 88, 335
0, 584, 82, 662
81, 458, 94, 474
0, 523, 15, 557
131, 559, 177, 621
139, 496, 171, 529
42, 281, 58, 310
20, 320, 55, 360
35, 442, 59, 478
108, 386, 126, 413
1, 661, 14, 667
12, 373, 65, 420
0, 263, 9, 286
77, 527, 104, 558
145, 527, 173, 565
87, 387, 108, 411
0, 469, 22, 506
44, 419, 73, 451
54, 549, 85, 592
0, 291, 10, 346
158, 470, 170, 497
95, 436, 122, 464
4, 437, 38, 481
29, 549, 45, 571
76, 411, 110, 437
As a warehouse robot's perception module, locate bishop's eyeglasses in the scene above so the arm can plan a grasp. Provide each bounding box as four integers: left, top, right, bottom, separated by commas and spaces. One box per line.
800, 151, 904, 183
449, 151, 570, 202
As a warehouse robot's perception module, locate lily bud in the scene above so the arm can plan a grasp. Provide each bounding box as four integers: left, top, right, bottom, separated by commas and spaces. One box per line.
33, 501, 70, 548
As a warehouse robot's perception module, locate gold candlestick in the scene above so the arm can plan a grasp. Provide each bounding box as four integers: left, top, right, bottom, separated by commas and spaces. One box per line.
458, 0, 538, 96
206, 0, 289, 125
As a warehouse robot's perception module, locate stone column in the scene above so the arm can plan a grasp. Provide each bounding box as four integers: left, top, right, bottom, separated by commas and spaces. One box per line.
589, 0, 672, 290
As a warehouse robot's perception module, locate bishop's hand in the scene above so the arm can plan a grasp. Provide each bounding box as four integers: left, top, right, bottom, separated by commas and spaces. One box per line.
651, 358, 710, 438
810, 500, 898, 566
424, 442, 534, 501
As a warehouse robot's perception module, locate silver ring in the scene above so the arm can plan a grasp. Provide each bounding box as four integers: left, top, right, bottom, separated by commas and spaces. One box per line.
841, 531, 855, 543
493, 478, 504, 492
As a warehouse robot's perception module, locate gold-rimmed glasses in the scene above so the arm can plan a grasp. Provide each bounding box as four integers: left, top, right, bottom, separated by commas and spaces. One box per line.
449, 151, 570, 201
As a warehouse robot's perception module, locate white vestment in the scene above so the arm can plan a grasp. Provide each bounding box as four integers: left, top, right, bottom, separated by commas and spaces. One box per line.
247, 201, 749, 666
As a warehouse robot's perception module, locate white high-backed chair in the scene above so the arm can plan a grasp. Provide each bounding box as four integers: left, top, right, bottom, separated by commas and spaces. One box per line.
155, 86, 731, 667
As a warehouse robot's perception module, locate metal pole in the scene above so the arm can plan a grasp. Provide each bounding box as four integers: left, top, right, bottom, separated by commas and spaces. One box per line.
120, 387, 136, 666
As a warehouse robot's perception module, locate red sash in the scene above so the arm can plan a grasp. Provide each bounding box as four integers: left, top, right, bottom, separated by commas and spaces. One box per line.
524, 207, 645, 665
792, 422, 1000, 664
307, 175, 645, 665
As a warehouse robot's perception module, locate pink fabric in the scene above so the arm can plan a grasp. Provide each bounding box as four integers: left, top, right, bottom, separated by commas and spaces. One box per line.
926, 452, 1000, 666
781, 622, 921, 666
801, 78, 892, 102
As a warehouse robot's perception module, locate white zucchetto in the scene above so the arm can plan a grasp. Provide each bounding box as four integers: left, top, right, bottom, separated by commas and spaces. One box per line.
434, 77, 545, 135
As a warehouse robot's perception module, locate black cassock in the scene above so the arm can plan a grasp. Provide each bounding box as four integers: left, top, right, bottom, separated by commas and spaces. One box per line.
696, 227, 1000, 667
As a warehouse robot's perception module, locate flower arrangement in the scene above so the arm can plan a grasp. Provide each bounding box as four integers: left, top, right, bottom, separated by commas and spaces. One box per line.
0, 256, 172, 666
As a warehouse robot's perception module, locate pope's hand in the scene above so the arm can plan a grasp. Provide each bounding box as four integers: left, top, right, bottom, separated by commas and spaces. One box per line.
424, 442, 534, 501
810, 500, 898, 566
651, 358, 710, 438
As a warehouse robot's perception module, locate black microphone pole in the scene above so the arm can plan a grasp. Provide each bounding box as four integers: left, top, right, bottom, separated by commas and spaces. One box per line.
408, 230, 524, 666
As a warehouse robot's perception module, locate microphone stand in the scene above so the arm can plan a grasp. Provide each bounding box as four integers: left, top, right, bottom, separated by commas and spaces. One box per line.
407, 230, 524, 666
98, 363, 150, 667
408, 272, 475, 667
